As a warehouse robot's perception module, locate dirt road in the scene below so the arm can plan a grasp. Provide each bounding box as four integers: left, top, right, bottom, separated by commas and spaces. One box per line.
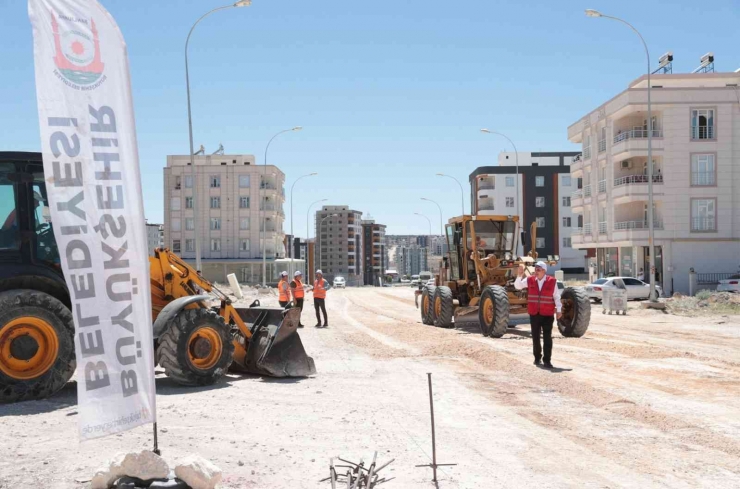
1, 287, 740, 488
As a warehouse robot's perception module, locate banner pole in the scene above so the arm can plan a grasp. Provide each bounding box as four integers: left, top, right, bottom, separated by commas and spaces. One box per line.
153, 422, 160, 455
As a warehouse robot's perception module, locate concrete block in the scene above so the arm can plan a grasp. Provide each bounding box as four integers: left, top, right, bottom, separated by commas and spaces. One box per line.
175, 455, 222, 489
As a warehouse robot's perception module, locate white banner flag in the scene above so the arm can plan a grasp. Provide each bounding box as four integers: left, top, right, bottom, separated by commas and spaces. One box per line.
28, 0, 156, 440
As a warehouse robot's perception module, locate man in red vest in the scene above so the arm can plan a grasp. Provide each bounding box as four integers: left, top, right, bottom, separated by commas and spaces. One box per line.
514, 261, 562, 368
311, 270, 331, 328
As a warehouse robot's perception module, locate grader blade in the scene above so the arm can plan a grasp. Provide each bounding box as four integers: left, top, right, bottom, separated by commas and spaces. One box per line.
234, 307, 316, 377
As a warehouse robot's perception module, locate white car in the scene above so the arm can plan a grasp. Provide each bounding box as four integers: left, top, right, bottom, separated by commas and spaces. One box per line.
583, 277, 662, 302
333, 277, 346, 288
717, 274, 740, 293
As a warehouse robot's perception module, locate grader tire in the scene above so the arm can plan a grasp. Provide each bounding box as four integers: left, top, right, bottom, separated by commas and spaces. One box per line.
433, 286, 454, 329
0, 290, 75, 403
156, 308, 234, 387
558, 287, 591, 338
421, 286, 436, 325
478, 286, 509, 338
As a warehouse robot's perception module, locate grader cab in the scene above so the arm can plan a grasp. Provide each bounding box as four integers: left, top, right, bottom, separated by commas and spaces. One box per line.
417, 215, 590, 338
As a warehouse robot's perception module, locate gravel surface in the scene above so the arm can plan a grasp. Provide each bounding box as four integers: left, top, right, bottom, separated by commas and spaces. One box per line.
1, 287, 740, 488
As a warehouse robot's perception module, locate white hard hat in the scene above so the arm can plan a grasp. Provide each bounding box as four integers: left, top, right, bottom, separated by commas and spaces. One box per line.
281, 271, 288, 277
294, 271, 302, 277
535, 261, 548, 272
316, 269, 323, 275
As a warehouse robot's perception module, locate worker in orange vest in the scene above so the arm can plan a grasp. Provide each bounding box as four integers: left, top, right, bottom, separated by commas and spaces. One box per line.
277, 271, 290, 307
311, 270, 331, 328
514, 261, 562, 369
290, 271, 306, 328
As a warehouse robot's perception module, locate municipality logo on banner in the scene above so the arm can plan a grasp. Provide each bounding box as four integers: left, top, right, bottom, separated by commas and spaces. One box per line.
28, 0, 156, 440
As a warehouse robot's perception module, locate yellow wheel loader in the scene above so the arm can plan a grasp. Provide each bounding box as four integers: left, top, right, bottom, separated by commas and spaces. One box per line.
416, 215, 590, 338
0, 152, 314, 403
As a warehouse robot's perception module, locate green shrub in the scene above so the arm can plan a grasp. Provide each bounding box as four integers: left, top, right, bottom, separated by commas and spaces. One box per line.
695, 289, 713, 300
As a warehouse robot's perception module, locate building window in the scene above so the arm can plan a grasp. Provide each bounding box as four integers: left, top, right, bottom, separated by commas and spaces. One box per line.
239, 196, 250, 208
239, 175, 250, 188
240, 239, 250, 252
535, 176, 545, 187
562, 175, 571, 187
184, 175, 193, 188
172, 239, 181, 253
210, 175, 221, 188
505, 176, 515, 187
691, 199, 716, 232
240, 218, 250, 230
691, 154, 715, 186
210, 238, 221, 251
171, 218, 181, 231
563, 217, 571, 227
536, 217, 545, 228
174, 176, 181, 190
210, 196, 220, 209
505, 197, 514, 208
563, 237, 572, 248
691, 108, 715, 140
535, 197, 545, 207
185, 218, 194, 230
562, 196, 571, 207
185, 196, 193, 209
185, 239, 194, 252
536, 237, 545, 249
210, 218, 221, 230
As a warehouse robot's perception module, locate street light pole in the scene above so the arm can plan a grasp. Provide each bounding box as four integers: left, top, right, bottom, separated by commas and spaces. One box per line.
185, 1, 251, 273
307, 199, 328, 281
436, 173, 465, 215
421, 197, 443, 237
414, 212, 433, 254
318, 214, 338, 271
261, 126, 302, 286
290, 172, 318, 258
480, 129, 521, 255
585, 9, 657, 303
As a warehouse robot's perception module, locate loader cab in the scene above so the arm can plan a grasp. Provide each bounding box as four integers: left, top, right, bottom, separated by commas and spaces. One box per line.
445, 216, 519, 283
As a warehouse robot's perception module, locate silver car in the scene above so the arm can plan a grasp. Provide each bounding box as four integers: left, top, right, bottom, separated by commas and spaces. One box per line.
584, 277, 662, 302
717, 274, 740, 293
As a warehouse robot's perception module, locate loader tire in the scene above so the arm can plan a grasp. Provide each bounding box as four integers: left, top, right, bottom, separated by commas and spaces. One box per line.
558, 287, 591, 338
0, 290, 75, 403
156, 308, 234, 387
433, 286, 454, 328
421, 286, 435, 325
478, 286, 509, 338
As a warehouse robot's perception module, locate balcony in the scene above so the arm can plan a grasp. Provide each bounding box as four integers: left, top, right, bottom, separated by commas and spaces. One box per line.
612, 218, 665, 242
612, 129, 663, 158
478, 183, 495, 191
570, 154, 584, 173
598, 139, 606, 153
691, 126, 715, 140
691, 217, 716, 232
614, 220, 663, 230
572, 189, 583, 199
598, 222, 607, 234
612, 174, 664, 204
572, 227, 583, 236
614, 174, 663, 187
583, 147, 591, 160
691, 172, 715, 186
584, 223, 592, 235
478, 203, 495, 211
598, 180, 606, 193
583, 185, 592, 198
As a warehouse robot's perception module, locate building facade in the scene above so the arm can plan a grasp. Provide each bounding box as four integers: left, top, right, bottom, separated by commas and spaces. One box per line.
395, 245, 428, 278
314, 205, 363, 285
145, 222, 164, 256
362, 219, 387, 285
163, 154, 286, 283
567, 72, 740, 294
469, 152, 588, 273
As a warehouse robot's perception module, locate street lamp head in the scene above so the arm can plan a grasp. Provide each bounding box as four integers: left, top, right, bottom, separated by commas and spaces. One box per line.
292, 126, 303, 131
421, 197, 429, 201
310, 172, 318, 176
436, 173, 445, 176
585, 9, 602, 17
480, 128, 491, 133
234, 0, 251, 7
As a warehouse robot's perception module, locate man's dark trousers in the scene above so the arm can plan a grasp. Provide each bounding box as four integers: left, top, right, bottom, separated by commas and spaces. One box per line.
314, 298, 328, 326
279, 301, 289, 308
530, 314, 554, 363
295, 298, 305, 326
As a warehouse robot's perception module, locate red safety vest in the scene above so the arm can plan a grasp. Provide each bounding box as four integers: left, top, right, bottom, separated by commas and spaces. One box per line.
292, 278, 304, 299
527, 275, 556, 316
313, 279, 327, 299
278, 278, 289, 302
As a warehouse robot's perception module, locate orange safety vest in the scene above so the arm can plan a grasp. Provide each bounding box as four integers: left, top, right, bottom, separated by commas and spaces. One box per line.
527, 275, 556, 316
278, 278, 289, 302
292, 278, 304, 299
313, 279, 327, 299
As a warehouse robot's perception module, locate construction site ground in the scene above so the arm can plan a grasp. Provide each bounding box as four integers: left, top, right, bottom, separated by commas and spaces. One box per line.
2, 286, 740, 488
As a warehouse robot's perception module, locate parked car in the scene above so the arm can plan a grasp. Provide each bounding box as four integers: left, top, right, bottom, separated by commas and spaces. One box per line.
410, 274, 420, 287
333, 276, 346, 288
583, 277, 662, 302
717, 274, 740, 293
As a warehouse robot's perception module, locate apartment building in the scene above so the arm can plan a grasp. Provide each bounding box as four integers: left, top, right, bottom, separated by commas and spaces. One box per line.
469, 152, 588, 273
395, 245, 429, 278
567, 71, 740, 294
314, 205, 363, 285
145, 222, 164, 256
362, 219, 387, 286
163, 153, 286, 283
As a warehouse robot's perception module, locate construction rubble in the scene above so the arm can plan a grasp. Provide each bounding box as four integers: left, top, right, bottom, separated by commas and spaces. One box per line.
90, 451, 221, 489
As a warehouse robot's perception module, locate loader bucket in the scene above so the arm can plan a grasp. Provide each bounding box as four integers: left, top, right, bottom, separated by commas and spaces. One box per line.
234, 306, 316, 377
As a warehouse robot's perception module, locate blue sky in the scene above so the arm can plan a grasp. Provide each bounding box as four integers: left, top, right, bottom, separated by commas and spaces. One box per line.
2, 0, 739, 234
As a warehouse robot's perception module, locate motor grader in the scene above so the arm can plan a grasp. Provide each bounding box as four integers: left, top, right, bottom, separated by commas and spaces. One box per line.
0, 152, 314, 403
415, 214, 590, 338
